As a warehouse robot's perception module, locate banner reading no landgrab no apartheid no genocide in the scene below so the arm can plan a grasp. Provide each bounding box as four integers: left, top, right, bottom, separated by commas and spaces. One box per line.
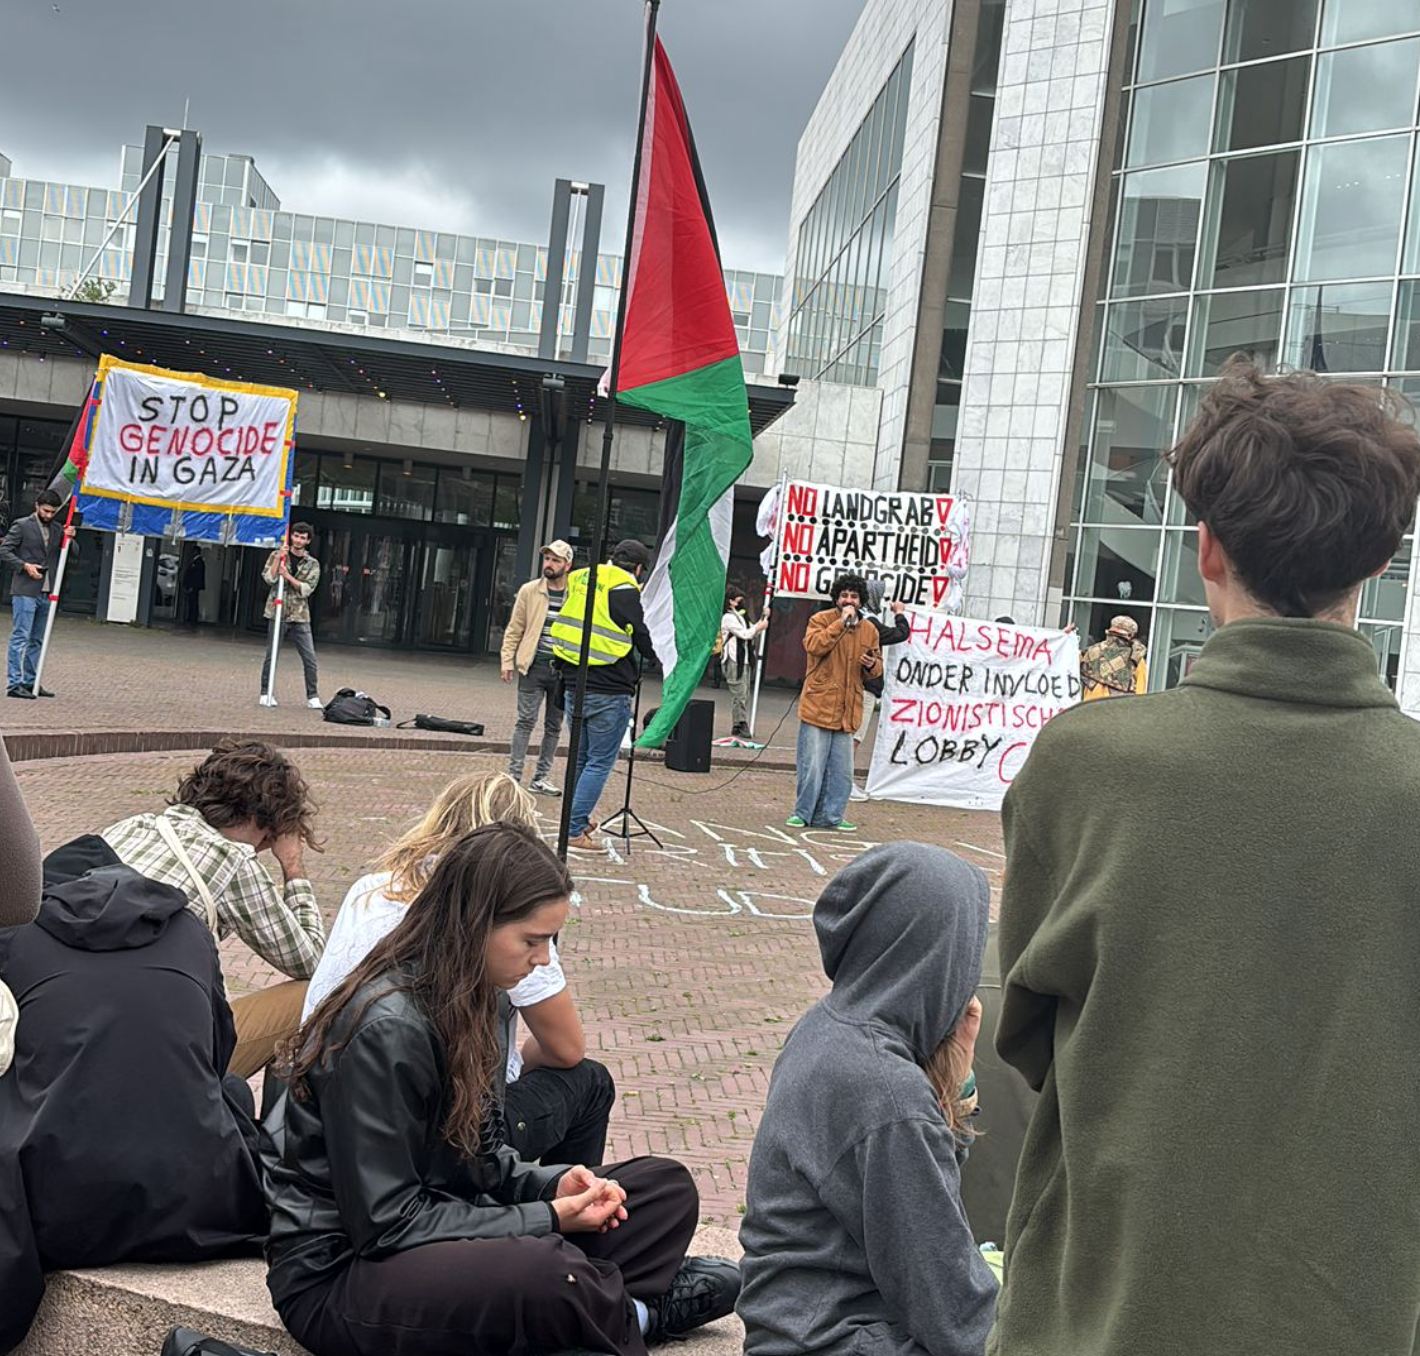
774, 480, 971, 611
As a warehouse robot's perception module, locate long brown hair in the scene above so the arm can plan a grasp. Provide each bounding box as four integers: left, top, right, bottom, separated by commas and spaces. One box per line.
925, 1032, 978, 1140
284, 821, 573, 1155
373, 771, 537, 904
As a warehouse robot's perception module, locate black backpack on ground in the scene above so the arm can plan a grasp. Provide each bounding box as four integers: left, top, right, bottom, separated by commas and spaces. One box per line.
322, 688, 390, 726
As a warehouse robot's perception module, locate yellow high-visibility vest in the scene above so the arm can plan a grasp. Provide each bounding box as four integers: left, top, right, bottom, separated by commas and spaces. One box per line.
549, 563, 640, 666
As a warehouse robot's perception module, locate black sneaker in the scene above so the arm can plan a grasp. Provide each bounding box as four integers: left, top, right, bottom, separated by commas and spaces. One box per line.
644, 1256, 740, 1342
6, 687, 35, 699
35, 686, 55, 698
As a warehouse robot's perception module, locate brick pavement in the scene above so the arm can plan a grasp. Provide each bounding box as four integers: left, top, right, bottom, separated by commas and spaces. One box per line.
15, 744, 1004, 1224
3, 619, 804, 757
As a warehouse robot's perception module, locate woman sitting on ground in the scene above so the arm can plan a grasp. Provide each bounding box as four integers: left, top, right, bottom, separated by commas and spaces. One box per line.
737, 842, 999, 1356
302, 770, 614, 1165
264, 821, 737, 1356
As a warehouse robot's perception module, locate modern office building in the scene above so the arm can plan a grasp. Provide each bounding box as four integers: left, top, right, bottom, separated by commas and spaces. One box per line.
0, 142, 781, 375
769, 0, 1420, 711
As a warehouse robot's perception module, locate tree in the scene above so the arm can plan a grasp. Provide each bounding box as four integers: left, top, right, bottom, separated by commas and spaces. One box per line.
71, 278, 116, 304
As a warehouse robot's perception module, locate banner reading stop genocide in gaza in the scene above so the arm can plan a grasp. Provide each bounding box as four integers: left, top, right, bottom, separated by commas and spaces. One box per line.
866, 613, 1081, 812
81, 355, 297, 519
774, 480, 971, 611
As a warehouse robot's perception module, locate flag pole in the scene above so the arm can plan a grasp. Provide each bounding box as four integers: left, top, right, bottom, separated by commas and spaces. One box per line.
28, 383, 100, 697
556, 0, 661, 859
747, 471, 787, 740
261, 428, 298, 707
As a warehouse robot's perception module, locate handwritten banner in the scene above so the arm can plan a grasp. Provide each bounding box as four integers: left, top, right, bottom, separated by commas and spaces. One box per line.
866, 614, 1081, 811
774, 480, 971, 611
83, 356, 297, 518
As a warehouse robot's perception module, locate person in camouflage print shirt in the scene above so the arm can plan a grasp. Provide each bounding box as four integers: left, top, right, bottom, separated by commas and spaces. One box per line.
1079, 615, 1147, 700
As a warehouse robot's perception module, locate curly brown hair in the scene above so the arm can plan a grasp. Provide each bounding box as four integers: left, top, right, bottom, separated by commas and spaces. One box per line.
284, 821, 574, 1156
171, 739, 320, 848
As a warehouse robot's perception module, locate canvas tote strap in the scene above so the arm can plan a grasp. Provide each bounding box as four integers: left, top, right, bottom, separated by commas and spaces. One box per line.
154, 813, 219, 934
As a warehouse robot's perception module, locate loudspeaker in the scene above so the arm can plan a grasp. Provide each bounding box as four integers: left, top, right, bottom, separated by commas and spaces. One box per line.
664, 699, 714, 773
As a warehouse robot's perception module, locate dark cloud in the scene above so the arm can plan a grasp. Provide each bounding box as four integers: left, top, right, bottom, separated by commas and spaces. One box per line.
0, 0, 866, 273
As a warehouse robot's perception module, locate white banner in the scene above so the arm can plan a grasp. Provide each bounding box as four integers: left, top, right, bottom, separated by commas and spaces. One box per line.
84, 357, 296, 518
866, 614, 1081, 811
773, 480, 970, 611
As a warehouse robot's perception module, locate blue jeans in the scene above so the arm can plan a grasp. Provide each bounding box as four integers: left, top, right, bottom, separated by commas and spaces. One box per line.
564, 691, 632, 837
7, 595, 49, 691
795, 721, 854, 827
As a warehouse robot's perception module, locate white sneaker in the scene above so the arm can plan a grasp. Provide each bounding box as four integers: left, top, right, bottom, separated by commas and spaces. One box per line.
306, 697, 324, 709
258, 694, 278, 707
849, 785, 870, 802
529, 778, 562, 796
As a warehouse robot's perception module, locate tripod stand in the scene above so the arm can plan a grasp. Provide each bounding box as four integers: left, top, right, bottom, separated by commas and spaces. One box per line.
599, 665, 662, 855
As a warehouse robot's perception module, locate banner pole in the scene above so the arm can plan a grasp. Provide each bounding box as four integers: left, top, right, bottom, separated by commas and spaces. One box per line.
556, 0, 661, 860
27, 492, 78, 698
261, 432, 297, 707
747, 471, 788, 739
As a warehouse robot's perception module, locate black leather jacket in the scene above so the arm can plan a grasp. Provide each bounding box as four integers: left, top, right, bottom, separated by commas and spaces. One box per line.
261, 980, 568, 1308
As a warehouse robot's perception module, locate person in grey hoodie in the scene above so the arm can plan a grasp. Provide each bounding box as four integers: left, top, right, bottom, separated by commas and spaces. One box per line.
738, 843, 997, 1356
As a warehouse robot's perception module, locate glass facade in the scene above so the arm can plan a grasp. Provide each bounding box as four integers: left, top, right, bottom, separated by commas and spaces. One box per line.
1067, 0, 1420, 689
929, 0, 1007, 492
784, 42, 915, 386
0, 145, 781, 376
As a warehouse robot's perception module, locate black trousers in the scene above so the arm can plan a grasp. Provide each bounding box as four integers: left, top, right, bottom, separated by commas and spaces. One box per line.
279, 1156, 699, 1356
505, 1059, 616, 1166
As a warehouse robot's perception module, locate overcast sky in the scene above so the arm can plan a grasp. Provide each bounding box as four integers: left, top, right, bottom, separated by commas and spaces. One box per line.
0, 0, 866, 274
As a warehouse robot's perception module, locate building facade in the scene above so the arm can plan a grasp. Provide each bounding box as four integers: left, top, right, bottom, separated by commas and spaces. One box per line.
0, 142, 782, 376
777, 0, 1420, 711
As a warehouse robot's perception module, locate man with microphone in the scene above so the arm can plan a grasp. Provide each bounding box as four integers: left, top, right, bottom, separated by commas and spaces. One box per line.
788, 572, 882, 832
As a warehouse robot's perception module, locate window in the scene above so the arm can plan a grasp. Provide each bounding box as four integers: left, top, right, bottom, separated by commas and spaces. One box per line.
1112, 162, 1206, 297
413, 260, 433, 284
1083, 385, 1176, 526
1286, 280, 1391, 371
1204, 150, 1299, 287
1136, 0, 1225, 83
1189, 288, 1286, 374
1310, 39, 1420, 139
1215, 56, 1309, 153
1320, 0, 1420, 48
1100, 297, 1189, 381
1294, 135, 1409, 281
1127, 75, 1214, 166
1075, 525, 1160, 603
1223, 0, 1319, 62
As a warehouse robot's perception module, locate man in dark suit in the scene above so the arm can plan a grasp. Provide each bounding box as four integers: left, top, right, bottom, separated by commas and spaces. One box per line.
0, 490, 72, 699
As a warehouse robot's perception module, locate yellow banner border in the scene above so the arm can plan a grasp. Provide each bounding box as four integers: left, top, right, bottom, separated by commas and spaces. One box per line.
83, 354, 299, 519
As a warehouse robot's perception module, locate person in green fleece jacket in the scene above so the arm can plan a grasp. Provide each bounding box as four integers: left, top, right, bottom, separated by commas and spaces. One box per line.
991, 359, 1420, 1356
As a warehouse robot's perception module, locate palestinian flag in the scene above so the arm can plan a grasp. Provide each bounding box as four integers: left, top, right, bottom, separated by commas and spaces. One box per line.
620, 32, 753, 749
45, 379, 99, 502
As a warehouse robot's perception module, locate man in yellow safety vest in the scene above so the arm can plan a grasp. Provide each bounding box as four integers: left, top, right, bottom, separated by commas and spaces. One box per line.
549, 538, 657, 849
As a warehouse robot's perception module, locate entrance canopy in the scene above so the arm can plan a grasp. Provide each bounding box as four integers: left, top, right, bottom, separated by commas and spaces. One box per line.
0, 291, 796, 436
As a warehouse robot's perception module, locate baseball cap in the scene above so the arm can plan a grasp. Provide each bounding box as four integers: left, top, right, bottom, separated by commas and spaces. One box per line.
541, 540, 574, 563
612, 538, 651, 567
1108, 615, 1139, 640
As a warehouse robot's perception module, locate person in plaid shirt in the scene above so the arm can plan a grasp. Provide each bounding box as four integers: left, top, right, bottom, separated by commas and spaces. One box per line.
102, 739, 325, 1077
258, 522, 322, 709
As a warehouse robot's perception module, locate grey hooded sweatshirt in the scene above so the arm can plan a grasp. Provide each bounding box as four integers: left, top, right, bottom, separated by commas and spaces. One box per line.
738, 843, 998, 1356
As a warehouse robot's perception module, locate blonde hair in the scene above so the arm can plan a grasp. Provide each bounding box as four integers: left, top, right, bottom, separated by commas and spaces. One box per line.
374, 771, 538, 903
925, 1030, 979, 1140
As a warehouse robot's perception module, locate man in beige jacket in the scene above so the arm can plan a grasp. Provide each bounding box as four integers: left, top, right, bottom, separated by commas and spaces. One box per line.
501, 540, 574, 794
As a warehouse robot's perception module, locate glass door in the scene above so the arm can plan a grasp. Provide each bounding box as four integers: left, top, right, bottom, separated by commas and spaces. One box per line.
413, 536, 479, 650
349, 529, 411, 645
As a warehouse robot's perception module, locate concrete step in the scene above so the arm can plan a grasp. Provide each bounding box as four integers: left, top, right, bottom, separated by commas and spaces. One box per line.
17, 1225, 744, 1356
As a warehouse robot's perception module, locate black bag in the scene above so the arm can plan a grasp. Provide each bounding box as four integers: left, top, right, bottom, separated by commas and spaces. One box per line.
323, 688, 390, 726
161, 1328, 277, 1356
395, 712, 485, 736
864, 673, 885, 699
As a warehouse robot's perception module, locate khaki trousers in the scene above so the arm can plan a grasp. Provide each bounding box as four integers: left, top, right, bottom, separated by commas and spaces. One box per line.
228, 979, 309, 1079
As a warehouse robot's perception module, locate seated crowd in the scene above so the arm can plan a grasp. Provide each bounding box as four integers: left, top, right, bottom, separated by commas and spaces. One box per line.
3, 361, 1420, 1356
